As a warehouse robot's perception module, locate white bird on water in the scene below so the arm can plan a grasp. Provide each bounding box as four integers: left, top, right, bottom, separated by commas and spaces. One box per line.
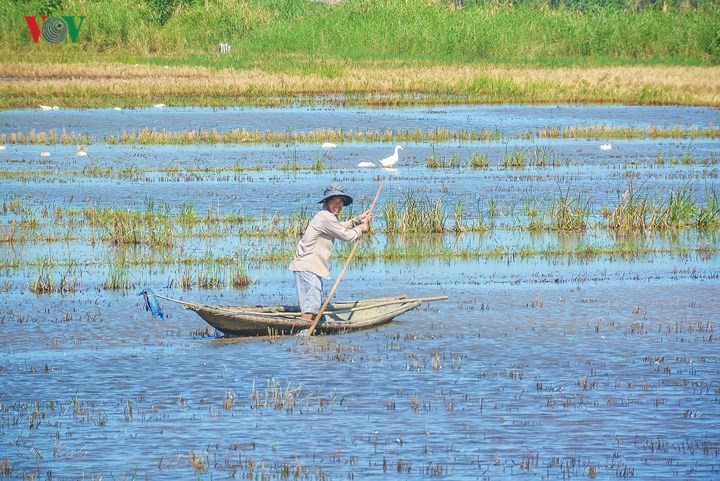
322, 142, 337, 149
153, 103, 166, 108
40, 151, 51, 157
357, 161, 376, 168
39, 105, 59, 110
599, 143, 612, 151
379, 145, 404, 168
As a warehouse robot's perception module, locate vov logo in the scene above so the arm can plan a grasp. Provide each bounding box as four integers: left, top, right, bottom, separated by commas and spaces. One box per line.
24, 16, 85, 44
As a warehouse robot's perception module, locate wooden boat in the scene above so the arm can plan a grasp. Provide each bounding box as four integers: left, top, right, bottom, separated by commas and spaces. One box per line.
159, 295, 447, 337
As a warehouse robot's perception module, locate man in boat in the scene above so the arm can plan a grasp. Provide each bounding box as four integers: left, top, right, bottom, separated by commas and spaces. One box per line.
290, 182, 373, 321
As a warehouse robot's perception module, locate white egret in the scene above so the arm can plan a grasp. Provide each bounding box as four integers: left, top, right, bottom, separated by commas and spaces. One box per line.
357, 161, 376, 168
322, 142, 337, 149
379, 145, 403, 168
153, 103, 166, 108
40, 151, 51, 157
599, 143, 612, 151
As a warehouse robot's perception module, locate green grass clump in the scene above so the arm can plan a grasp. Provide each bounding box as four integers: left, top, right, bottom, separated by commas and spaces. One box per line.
87, 207, 176, 247
382, 192, 446, 234
2, 1, 718, 67
550, 189, 590, 231
469, 152, 490, 169
105, 261, 131, 290
695, 187, 720, 230
426, 153, 463, 169
608, 186, 653, 233
651, 186, 697, 230
501, 149, 527, 169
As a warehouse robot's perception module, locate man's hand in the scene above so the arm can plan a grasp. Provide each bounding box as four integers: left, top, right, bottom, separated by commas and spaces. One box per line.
358, 210, 373, 223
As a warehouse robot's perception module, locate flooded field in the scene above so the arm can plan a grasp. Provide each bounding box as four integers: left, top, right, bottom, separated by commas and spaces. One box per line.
1, 105, 719, 480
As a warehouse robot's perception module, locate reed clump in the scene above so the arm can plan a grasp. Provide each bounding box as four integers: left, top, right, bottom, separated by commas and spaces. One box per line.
249, 379, 303, 412
501, 149, 527, 169
695, 187, 720, 230
608, 184, 712, 233
28, 263, 55, 294
231, 268, 253, 289
651, 186, 697, 230
105, 259, 131, 290
608, 187, 654, 233
382, 192, 446, 234
550, 190, 590, 231
88, 207, 176, 247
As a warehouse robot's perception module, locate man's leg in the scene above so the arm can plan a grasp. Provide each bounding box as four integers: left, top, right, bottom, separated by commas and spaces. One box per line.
294, 271, 322, 320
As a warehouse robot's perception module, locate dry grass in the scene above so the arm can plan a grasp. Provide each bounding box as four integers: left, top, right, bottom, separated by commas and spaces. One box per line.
2, 62, 719, 107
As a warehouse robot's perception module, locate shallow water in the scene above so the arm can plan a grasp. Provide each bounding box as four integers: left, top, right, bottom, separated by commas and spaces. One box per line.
1, 105, 719, 480
2, 104, 717, 138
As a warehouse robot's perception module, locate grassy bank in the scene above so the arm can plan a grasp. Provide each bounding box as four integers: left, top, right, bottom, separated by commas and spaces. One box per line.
4, 0, 719, 66
1, 0, 719, 107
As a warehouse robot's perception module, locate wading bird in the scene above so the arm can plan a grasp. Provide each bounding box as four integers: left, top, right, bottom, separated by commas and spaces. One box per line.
379, 145, 404, 168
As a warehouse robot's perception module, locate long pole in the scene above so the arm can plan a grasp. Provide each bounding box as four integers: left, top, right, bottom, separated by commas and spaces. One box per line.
306, 180, 384, 336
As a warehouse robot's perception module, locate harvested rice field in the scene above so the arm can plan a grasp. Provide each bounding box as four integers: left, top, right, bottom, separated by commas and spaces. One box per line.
0, 105, 719, 480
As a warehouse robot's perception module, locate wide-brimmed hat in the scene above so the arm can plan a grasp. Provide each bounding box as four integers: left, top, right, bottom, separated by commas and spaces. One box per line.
318, 182, 353, 206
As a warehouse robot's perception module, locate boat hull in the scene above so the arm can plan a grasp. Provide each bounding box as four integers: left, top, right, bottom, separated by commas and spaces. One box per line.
187, 297, 422, 336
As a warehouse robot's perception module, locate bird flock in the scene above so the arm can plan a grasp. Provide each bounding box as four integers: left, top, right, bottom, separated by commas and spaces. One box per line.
320, 143, 405, 170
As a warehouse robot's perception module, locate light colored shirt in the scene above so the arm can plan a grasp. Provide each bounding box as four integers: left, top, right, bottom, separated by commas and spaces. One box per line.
289, 209, 363, 278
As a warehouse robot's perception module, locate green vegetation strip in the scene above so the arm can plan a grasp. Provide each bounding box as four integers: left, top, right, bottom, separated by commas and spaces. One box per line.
8, 240, 720, 294
3, 187, 719, 247
3, 1, 718, 67
2, 125, 719, 147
